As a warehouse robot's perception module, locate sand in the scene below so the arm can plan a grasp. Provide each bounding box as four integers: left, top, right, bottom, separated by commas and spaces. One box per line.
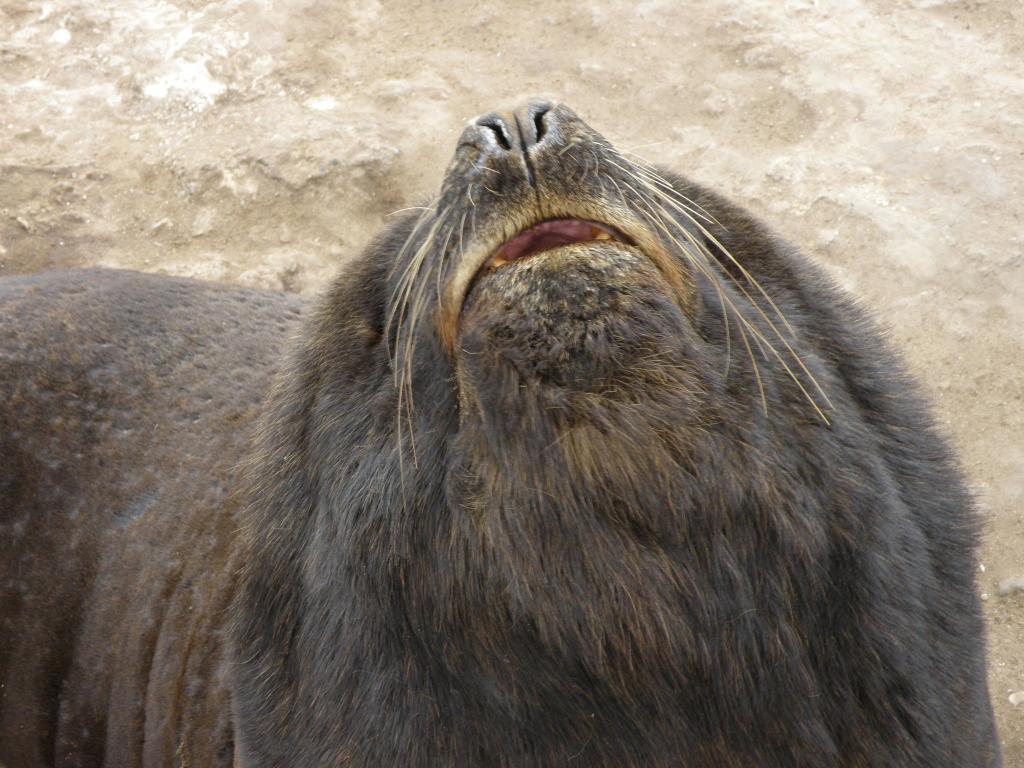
1, 0, 1021, 760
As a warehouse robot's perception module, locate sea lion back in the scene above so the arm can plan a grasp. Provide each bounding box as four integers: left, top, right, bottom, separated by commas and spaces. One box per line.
0, 268, 304, 766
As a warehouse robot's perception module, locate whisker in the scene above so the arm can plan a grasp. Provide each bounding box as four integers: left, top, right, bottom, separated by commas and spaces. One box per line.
737, 316, 769, 416
604, 157, 717, 229
611, 150, 723, 228
638, 182, 834, 411
386, 205, 436, 217
385, 210, 435, 355
616, 156, 830, 402
618, 175, 831, 424
623, 183, 767, 412
390, 205, 451, 478
435, 222, 456, 306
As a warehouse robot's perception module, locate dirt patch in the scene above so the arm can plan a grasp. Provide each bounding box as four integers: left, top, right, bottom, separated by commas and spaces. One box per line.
2, 0, 1022, 760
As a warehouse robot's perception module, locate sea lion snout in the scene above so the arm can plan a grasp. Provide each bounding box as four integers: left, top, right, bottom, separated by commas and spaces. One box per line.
450, 100, 589, 186
435, 102, 695, 353
473, 101, 554, 154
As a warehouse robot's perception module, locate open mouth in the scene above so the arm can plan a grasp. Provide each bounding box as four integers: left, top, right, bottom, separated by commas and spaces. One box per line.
487, 219, 627, 268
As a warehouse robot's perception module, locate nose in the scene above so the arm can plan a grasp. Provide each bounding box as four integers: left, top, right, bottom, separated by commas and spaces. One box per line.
473, 101, 556, 156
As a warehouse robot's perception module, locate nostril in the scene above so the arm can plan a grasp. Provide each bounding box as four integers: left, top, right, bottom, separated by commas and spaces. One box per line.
479, 119, 512, 151
533, 107, 550, 144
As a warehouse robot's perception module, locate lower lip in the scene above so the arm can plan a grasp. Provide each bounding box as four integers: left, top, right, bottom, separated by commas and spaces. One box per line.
488, 219, 621, 268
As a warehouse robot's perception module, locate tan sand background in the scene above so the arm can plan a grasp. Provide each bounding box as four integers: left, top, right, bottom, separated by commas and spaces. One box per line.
1, 0, 1021, 760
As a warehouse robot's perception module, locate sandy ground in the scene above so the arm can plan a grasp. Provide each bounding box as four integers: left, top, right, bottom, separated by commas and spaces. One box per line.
1, 0, 1022, 760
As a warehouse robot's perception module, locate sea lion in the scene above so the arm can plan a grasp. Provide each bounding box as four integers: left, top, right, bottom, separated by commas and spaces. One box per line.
0, 102, 1001, 766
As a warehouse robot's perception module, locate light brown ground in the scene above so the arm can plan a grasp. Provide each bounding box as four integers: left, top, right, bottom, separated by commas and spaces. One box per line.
1, 0, 1022, 761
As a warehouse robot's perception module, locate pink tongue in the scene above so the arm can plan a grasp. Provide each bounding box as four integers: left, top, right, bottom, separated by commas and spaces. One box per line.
503, 219, 596, 261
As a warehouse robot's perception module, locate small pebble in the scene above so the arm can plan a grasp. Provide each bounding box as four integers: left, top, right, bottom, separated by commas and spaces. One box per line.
1009, 691, 1024, 706
190, 209, 214, 238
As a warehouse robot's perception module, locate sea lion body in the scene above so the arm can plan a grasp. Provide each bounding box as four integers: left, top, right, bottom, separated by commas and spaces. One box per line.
0, 271, 303, 764
0, 102, 1001, 766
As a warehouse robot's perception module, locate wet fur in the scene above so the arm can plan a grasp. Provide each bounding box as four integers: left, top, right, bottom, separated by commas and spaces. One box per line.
1, 104, 1000, 766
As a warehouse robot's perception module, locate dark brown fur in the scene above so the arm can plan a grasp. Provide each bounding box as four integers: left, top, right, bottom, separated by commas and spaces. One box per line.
0, 273, 304, 765
0, 102, 1000, 766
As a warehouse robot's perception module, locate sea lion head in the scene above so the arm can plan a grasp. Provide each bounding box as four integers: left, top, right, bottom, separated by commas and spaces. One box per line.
389, 100, 741, 495
236, 101, 845, 763
379, 104, 748, 669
